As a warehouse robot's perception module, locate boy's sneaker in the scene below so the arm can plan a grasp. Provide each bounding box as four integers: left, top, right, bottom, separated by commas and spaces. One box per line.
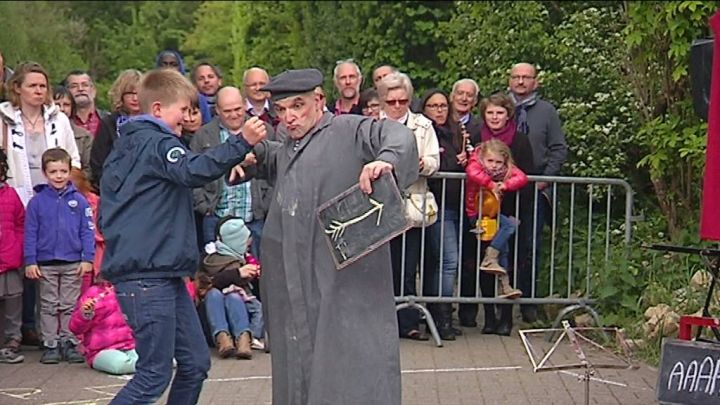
40, 346, 61, 364
63, 342, 85, 364
0, 339, 24, 364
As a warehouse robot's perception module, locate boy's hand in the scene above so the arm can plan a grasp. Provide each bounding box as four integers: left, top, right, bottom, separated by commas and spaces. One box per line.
240, 152, 257, 167
239, 264, 261, 279
77, 262, 93, 276
25, 265, 41, 279
241, 117, 267, 145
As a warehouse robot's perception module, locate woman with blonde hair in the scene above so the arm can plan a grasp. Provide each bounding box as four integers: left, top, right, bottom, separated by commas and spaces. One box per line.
89, 69, 142, 189
0, 62, 81, 347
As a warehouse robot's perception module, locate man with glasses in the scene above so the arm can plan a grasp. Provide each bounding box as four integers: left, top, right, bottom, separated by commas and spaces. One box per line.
329, 59, 363, 115
449, 78, 483, 147
64, 70, 107, 138
243, 67, 279, 129
508, 62, 567, 323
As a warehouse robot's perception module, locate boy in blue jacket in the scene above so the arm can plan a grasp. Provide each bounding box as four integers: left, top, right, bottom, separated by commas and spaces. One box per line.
25, 148, 95, 364
99, 68, 265, 404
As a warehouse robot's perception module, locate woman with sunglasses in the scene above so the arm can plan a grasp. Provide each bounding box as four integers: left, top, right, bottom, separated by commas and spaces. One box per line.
89, 70, 142, 190
378, 72, 440, 341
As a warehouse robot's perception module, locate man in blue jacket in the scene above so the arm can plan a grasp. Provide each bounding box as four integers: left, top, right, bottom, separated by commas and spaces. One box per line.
99, 68, 265, 404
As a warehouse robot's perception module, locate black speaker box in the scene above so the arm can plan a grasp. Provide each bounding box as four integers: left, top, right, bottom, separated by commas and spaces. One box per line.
690, 38, 714, 121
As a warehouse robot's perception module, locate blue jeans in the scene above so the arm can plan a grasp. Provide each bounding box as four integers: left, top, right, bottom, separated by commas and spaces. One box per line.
427, 209, 461, 297
111, 278, 210, 405
490, 214, 518, 269
204, 288, 250, 339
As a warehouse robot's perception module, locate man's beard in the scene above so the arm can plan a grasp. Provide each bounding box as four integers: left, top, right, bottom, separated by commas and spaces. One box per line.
74, 95, 92, 109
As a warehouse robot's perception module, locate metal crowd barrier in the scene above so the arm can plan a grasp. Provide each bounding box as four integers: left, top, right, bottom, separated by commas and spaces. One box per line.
394, 172, 637, 346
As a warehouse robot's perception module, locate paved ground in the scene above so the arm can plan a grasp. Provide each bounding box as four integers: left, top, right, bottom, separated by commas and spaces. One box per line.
0, 319, 658, 405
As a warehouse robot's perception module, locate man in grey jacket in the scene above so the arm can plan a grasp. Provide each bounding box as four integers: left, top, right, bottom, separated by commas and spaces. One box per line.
509, 62, 568, 323
190, 86, 276, 258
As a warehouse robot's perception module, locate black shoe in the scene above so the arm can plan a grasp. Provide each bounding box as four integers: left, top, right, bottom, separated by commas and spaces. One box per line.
482, 321, 497, 334
40, 347, 61, 364
459, 319, 477, 327
452, 327, 463, 336
481, 304, 497, 334
496, 305, 513, 336
63, 342, 84, 364
521, 306, 539, 323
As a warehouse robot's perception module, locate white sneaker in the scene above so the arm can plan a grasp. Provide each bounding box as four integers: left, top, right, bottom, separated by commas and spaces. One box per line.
251, 338, 265, 351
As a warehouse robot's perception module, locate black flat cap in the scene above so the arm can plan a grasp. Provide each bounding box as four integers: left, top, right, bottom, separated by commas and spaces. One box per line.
261, 68, 324, 102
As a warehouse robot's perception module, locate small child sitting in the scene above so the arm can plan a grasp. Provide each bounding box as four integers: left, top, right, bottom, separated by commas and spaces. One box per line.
69, 278, 136, 375
196, 217, 264, 359
465, 139, 527, 299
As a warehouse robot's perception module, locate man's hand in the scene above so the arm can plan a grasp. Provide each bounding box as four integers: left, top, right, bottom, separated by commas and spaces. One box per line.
77, 262, 93, 276
240, 152, 257, 168
241, 117, 267, 145
25, 265, 41, 280
228, 164, 246, 183
359, 161, 393, 194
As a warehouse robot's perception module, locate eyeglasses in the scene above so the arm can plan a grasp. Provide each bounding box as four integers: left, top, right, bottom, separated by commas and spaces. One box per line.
68, 82, 93, 90
425, 103, 448, 111
510, 75, 535, 81
365, 103, 381, 110
385, 99, 409, 107
122, 91, 138, 98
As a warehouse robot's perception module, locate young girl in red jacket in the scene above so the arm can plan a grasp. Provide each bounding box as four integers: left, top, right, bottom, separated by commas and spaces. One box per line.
0, 148, 26, 364
465, 139, 526, 299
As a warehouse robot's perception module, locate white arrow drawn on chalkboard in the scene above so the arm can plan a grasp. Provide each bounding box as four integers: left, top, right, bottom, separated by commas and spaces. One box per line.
325, 198, 384, 241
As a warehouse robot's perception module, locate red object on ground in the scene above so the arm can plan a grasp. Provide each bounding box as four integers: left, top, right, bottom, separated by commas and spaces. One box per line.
678, 315, 720, 340
701, 11, 720, 240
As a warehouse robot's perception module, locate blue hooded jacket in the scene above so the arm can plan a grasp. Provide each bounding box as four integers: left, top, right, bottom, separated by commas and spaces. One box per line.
98, 116, 253, 283
154, 49, 212, 124
24, 182, 95, 265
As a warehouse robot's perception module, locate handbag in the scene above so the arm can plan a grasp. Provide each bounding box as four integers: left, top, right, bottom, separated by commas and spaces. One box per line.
405, 191, 438, 228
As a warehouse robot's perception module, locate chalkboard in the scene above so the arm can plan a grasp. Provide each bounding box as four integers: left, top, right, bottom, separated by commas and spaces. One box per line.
657, 338, 720, 404
316, 172, 410, 270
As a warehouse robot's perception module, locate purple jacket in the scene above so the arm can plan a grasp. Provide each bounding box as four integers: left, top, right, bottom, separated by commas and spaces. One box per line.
24, 182, 95, 265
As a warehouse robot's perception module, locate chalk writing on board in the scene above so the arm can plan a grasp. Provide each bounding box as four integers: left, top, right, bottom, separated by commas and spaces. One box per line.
324, 198, 384, 241
657, 338, 720, 405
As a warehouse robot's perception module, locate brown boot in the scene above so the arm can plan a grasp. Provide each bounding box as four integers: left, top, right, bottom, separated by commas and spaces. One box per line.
215, 331, 236, 359
236, 332, 252, 360
479, 247, 507, 275
497, 274, 522, 299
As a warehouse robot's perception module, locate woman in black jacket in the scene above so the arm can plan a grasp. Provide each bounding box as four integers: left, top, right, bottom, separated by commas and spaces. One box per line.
420, 89, 470, 341
458, 92, 535, 336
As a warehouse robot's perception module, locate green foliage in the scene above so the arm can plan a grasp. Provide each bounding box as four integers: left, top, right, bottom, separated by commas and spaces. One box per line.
0, 1, 87, 84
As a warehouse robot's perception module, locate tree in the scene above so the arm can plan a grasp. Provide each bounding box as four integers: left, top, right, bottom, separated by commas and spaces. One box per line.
0, 1, 87, 84
623, 1, 718, 238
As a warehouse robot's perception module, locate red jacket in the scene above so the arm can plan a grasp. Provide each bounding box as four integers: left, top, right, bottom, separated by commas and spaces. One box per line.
69, 284, 135, 366
465, 154, 528, 218
0, 184, 24, 273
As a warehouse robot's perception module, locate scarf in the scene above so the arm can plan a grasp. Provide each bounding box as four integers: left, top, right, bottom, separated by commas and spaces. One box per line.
215, 240, 246, 260
115, 114, 131, 137
480, 119, 517, 147
510, 91, 538, 135
480, 159, 509, 182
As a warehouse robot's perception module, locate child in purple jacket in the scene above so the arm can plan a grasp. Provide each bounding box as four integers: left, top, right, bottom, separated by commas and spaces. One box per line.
24, 148, 95, 364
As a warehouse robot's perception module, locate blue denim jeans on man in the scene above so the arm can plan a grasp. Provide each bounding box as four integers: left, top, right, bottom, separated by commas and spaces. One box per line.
110, 278, 210, 405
